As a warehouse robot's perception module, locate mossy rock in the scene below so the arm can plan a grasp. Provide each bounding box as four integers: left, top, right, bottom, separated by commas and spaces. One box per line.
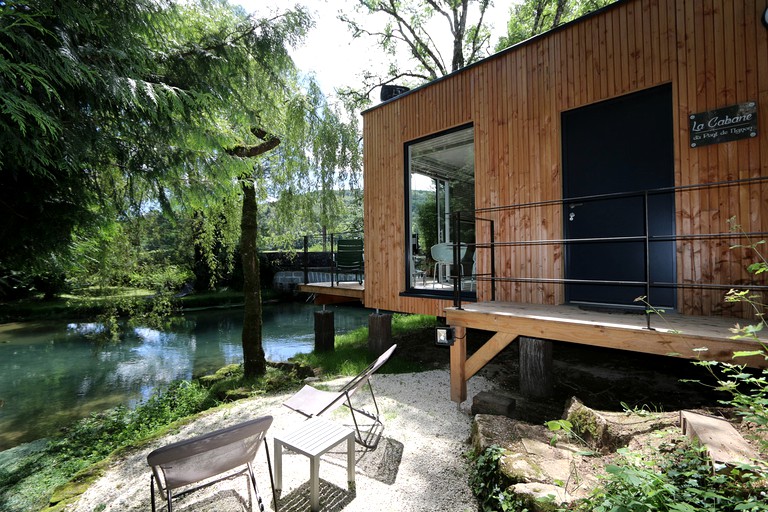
40, 500, 73, 512
199, 363, 242, 385
500, 452, 546, 482
46, 460, 107, 509
509, 482, 572, 512
223, 387, 253, 400
269, 361, 315, 380
564, 397, 678, 453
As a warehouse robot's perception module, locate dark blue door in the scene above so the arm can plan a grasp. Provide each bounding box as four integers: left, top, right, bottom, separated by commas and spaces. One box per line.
562, 85, 676, 309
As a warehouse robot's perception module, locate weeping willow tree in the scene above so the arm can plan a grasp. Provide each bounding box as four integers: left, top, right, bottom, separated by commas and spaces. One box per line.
0, 0, 361, 376
228, 80, 361, 377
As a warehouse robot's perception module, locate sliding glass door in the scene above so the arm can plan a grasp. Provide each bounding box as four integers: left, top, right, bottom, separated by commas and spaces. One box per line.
406, 125, 475, 293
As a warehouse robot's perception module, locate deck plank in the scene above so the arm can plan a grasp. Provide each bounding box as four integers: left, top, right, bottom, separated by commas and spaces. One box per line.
445, 302, 767, 368
298, 282, 365, 301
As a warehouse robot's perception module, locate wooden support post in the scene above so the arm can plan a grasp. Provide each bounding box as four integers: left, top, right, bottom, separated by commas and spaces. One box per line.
314, 309, 335, 352
519, 336, 553, 398
450, 326, 467, 403
368, 312, 393, 356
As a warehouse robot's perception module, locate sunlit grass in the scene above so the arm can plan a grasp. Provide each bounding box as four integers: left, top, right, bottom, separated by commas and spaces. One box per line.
292, 313, 436, 377
62, 286, 155, 299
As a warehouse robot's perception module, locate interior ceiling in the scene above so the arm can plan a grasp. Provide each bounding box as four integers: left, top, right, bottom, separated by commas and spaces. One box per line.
410, 127, 474, 184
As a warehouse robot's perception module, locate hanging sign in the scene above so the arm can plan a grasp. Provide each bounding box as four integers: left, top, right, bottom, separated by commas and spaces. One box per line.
689, 101, 758, 147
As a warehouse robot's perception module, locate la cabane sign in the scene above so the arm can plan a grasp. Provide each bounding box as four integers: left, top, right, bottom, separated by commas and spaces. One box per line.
689, 102, 758, 148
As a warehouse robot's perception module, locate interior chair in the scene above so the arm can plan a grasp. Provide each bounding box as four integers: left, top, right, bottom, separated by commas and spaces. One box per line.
458, 250, 477, 292
147, 416, 276, 512
430, 243, 452, 286
335, 238, 364, 285
430, 243, 468, 287
283, 344, 397, 449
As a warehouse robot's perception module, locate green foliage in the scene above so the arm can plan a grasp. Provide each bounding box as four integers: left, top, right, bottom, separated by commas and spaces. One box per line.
620, 401, 662, 418
546, 418, 576, 446
128, 266, 193, 293
546, 418, 597, 456
0, 379, 220, 511
573, 443, 768, 512
724, 217, 768, 336
496, 0, 618, 51
80, 291, 189, 343
204, 364, 304, 398
391, 313, 437, 334
291, 326, 373, 377
44, 380, 214, 473
695, 218, 768, 453
691, 358, 768, 455
0, 0, 358, 281
468, 445, 529, 512
338, 0, 493, 106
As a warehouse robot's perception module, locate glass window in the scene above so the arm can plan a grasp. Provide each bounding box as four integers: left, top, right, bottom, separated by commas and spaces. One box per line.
406, 126, 475, 293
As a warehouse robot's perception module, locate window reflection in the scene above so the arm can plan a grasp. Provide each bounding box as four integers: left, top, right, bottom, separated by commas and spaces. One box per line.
407, 126, 475, 293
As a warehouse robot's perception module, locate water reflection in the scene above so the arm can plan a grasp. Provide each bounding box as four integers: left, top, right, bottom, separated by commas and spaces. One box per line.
0, 303, 370, 450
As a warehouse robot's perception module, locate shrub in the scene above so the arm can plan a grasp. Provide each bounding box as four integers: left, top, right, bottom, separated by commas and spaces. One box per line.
48, 380, 215, 467
468, 445, 529, 512
573, 442, 768, 512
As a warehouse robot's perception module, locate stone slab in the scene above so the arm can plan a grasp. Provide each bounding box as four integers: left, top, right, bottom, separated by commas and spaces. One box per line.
680, 410, 755, 469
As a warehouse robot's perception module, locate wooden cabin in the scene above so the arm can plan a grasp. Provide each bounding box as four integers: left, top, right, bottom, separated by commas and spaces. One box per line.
360, 0, 768, 402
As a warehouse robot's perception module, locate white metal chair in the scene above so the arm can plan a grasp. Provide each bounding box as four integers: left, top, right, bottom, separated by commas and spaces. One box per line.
282, 344, 397, 449
430, 243, 468, 287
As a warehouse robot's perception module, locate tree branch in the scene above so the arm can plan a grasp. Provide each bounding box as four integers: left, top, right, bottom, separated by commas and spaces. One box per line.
465, 0, 490, 64
228, 127, 281, 158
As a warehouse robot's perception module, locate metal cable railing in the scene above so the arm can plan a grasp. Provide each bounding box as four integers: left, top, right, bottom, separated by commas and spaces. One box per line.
301, 231, 364, 287
449, 176, 768, 330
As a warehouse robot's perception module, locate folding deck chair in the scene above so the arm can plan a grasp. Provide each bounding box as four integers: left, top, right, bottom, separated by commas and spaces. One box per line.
147, 416, 277, 512
283, 344, 397, 449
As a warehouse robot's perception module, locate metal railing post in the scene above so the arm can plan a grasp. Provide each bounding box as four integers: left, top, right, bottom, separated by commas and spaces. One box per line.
643, 191, 653, 330
453, 212, 463, 309
303, 235, 309, 285
490, 219, 496, 302
330, 233, 335, 287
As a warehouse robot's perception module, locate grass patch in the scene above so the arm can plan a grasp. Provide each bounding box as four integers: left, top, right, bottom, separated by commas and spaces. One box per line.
291, 313, 436, 376
0, 288, 252, 322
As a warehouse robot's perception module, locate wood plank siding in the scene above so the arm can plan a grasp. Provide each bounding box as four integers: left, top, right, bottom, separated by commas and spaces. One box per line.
362, 0, 768, 318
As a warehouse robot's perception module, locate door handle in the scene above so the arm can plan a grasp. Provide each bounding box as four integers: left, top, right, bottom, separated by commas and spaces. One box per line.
568, 203, 582, 221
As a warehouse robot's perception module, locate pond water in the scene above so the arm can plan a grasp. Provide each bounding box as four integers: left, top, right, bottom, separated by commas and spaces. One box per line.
0, 302, 371, 451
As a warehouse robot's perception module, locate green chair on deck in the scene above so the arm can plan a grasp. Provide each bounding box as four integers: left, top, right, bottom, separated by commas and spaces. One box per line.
334, 238, 364, 285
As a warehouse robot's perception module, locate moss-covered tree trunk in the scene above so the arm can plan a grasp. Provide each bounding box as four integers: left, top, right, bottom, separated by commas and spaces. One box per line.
240, 177, 266, 378
230, 129, 280, 379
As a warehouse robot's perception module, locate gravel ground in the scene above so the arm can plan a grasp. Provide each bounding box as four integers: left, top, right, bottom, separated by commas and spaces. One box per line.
68, 369, 496, 512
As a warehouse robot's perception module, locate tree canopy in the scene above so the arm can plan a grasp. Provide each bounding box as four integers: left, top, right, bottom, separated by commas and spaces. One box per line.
496, 0, 617, 50
338, 0, 493, 105
0, 0, 360, 294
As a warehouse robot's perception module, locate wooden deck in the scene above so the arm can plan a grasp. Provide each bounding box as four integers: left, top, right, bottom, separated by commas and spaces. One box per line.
445, 302, 767, 403
298, 282, 364, 304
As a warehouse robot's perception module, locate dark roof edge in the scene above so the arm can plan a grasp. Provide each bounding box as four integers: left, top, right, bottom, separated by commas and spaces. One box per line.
361, 0, 630, 116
